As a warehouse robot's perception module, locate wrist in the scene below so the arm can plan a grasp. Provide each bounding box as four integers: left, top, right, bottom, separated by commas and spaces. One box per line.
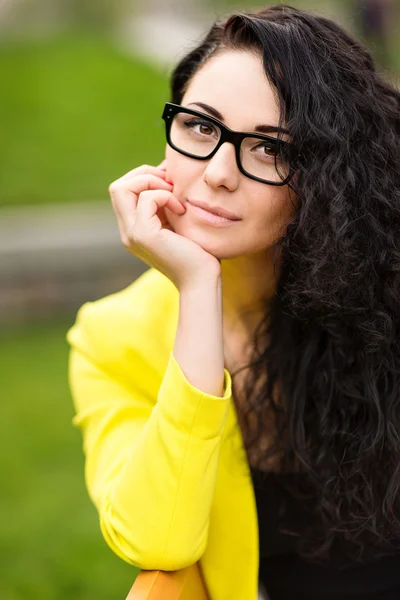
179, 271, 222, 296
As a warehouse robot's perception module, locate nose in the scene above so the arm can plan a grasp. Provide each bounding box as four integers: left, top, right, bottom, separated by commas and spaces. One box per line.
202, 142, 240, 191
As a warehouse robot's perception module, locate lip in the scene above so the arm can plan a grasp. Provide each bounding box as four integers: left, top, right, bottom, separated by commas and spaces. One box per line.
187, 199, 241, 221
186, 201, 240, 228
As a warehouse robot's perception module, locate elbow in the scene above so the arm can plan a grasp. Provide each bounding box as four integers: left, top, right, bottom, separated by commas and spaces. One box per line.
99, 503, 207, 571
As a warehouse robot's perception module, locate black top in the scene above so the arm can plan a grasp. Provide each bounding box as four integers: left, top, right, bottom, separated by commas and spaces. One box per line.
251, 468, 400, 600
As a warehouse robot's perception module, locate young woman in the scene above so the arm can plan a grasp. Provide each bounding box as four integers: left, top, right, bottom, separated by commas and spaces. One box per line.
67, 4, 400, 599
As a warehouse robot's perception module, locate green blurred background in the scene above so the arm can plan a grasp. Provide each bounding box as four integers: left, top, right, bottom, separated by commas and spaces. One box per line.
1, 1, 399, 598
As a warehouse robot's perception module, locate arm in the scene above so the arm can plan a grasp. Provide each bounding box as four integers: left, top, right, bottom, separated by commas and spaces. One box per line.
174, 275, 225, 397
67, 275, 231, 572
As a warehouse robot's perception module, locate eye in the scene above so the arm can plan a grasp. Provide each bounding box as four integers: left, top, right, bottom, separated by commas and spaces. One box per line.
184, 118, 217, 137
250, 140, 279, 161
259, 142, 277, 157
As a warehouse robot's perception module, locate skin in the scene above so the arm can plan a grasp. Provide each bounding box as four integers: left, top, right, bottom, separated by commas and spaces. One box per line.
164, 50, 297, 349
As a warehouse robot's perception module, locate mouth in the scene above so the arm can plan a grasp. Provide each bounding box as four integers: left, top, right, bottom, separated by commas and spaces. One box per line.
186, 199, 241, 227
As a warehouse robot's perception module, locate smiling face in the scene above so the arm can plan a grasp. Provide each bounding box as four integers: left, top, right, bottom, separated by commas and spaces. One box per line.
164, 49, 296, 260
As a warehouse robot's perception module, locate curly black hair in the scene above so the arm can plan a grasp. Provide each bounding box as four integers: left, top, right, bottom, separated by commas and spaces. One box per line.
169, 4, 400, 567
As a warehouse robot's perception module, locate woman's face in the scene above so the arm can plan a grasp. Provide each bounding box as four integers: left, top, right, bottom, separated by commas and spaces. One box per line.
164, 49, 296, 260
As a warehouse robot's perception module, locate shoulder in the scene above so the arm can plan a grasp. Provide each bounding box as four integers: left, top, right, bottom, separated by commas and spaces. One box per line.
66, 268, 179, 376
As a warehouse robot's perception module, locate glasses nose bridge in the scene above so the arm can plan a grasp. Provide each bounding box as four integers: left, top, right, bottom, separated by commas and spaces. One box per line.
214, 126, 243, 165
219, 124, 243, 149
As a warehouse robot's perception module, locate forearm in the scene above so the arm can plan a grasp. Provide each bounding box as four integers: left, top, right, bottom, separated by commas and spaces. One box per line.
174, 275, 225, 397
68, 270, 233, 570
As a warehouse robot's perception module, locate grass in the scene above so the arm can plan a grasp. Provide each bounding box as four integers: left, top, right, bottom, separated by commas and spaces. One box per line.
0, 319, 138, 599
0, 32, 169, 207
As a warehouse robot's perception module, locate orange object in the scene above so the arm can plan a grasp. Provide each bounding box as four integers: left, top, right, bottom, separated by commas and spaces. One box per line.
126, 562, 209, 600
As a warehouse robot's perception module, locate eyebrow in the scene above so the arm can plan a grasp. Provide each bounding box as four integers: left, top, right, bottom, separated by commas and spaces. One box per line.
187, 102, 289, 135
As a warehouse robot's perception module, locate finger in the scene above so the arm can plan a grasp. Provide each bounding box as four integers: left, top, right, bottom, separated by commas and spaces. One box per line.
137, 189, 185, 218
120, 173, 173, 196
109, 174, 173, 225
134, 190, 185, 232
117, 164, 168, 182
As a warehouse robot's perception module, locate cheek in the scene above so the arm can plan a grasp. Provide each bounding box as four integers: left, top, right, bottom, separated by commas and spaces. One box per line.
165, 147, 203, 191
164, 146, 176, 184
252, 189, 295, 235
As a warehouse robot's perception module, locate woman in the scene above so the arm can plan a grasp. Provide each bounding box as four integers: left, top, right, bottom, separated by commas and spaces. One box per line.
67, 4, 400, 599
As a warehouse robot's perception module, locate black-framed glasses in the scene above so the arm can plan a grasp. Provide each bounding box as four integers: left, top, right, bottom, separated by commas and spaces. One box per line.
161, 102, 294, 186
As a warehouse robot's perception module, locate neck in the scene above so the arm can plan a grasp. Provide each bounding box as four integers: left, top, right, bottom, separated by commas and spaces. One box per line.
221, 248, 278, 339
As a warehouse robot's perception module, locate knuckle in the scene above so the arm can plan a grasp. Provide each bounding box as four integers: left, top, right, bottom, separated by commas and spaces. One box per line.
137, 190, 149, 206
141, 188, 154, 199
109, 194, 118, 210
130, 167, 151, 181
108, 181, 120, 195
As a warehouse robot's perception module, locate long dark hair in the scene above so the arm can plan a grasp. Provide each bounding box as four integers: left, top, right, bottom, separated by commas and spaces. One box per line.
170, 4, 400, 567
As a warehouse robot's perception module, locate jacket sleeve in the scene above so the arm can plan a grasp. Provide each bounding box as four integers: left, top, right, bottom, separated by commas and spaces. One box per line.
67, 300, 233, 571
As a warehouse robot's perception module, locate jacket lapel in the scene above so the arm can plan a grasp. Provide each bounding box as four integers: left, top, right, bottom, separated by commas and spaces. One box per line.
200, 398, 259, 600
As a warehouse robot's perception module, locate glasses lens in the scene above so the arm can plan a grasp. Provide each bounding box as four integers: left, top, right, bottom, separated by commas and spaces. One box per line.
167, 110, 291, 184
170, 112, 221, 157
240, 136, 290, 183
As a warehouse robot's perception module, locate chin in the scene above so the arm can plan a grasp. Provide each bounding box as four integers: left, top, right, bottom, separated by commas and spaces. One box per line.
165, 211, 246, 257
174, 222, 240, 259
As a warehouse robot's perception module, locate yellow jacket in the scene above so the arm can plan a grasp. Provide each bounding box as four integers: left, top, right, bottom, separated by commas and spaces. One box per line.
67, 267, 259, 600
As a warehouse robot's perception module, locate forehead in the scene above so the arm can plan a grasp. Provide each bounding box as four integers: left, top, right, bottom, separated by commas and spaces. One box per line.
181, 50, 281, 130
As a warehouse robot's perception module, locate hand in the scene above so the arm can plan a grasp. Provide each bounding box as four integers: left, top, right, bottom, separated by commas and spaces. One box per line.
108, 161, 221, 290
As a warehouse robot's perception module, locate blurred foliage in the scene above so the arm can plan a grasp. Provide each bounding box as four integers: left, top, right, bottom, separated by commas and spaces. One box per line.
207, 0, 345, 16
207, 0, 400, 72
0, 33, 169, 207
0, 320, 138, 599
1, 0, 134, 35
0, 2, 398, 208
64, 0, 132, 31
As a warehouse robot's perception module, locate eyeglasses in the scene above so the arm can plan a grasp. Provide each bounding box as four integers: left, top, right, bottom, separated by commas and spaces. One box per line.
161, 102, 294, 186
